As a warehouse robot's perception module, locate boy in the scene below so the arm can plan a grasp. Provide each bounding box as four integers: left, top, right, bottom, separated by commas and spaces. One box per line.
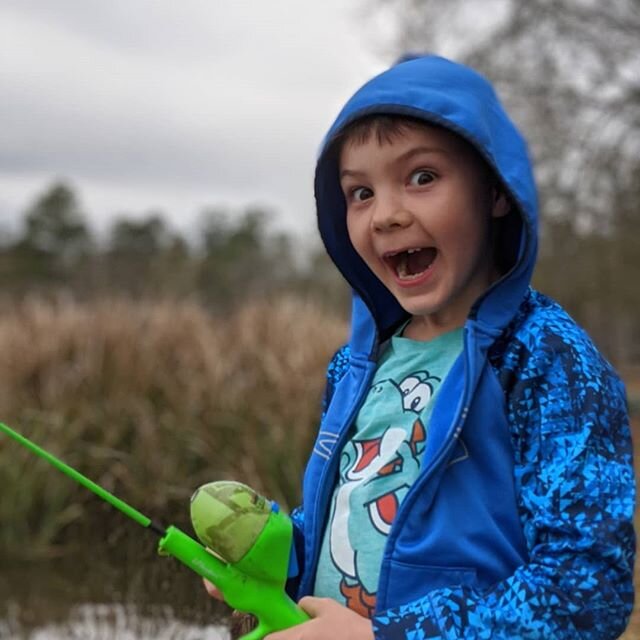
207, 55, 635, 639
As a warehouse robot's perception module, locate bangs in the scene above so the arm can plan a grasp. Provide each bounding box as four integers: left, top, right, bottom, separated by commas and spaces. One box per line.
332, 115, 429, 152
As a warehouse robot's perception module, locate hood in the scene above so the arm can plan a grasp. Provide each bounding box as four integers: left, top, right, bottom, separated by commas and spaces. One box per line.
315, 55, 538, 346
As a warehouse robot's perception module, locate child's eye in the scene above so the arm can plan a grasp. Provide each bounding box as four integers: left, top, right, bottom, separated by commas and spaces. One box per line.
409, 170, 436, 186
350, 186, 374, 202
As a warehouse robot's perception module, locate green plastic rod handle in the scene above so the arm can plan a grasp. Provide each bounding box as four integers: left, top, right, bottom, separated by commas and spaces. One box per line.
0, 423, 309, 640
158, 525, 309, 639
187, 481, 311, 638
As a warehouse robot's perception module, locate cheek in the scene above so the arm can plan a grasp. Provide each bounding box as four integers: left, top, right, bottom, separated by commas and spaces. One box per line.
346, 214, 367, 254
459, 222, 494, 272
437, 213, 491, 266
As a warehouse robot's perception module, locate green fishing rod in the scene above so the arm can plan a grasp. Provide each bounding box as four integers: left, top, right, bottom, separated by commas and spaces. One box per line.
0, 422, 309, 640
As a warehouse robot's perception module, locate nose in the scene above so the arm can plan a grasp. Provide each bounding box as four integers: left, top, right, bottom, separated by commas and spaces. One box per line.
371, 192, 412, 232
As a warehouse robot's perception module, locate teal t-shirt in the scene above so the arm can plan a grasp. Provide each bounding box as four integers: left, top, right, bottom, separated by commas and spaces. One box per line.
313, 326, 464, 617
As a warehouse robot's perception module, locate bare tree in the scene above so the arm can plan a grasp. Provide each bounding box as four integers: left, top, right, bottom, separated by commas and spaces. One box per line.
370, 0, 640, 364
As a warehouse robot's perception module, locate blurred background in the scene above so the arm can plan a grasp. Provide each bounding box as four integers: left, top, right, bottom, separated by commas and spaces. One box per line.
0, 1, 638, 638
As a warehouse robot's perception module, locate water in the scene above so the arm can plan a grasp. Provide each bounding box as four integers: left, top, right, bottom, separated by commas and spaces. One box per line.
1, 603, 228, 640
0, 522, 232, 640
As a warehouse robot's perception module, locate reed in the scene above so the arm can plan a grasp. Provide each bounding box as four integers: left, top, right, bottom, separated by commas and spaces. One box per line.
2, 296, 637, 557
0, 295, 347, 558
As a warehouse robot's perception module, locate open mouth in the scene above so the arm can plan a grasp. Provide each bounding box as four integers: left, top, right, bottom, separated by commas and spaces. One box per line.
385, 247, 437, 280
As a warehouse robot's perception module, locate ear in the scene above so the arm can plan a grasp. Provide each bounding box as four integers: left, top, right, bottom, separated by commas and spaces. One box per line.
491, 190, 510, 218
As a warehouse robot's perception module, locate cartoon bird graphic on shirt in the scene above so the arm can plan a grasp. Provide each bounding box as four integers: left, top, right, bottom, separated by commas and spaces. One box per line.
327, 371, 436, 617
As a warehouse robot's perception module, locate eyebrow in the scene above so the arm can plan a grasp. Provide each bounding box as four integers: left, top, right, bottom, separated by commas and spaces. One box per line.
340, 145, 449, 180
398, 145, 449, 162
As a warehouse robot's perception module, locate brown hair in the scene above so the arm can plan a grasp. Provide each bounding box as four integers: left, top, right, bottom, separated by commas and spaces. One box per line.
327, 114, 442, 165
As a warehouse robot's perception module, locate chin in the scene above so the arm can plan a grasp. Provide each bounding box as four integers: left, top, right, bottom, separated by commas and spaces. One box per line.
396, 293, 469, 330
394, 291, 442, 316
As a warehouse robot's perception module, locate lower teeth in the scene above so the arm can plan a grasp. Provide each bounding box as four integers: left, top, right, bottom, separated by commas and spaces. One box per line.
397, 266, 429, 280
396, 250, 434, 280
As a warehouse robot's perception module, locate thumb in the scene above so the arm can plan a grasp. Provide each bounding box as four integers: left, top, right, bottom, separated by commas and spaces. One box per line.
298, 596, 335, 618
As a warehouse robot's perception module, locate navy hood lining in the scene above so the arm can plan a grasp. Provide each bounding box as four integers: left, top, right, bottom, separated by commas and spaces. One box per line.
315, 104, 532, 339
314, 56, 539, 345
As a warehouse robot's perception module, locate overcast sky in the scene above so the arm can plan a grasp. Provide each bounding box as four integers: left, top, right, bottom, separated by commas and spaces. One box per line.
0, 1, 393, 243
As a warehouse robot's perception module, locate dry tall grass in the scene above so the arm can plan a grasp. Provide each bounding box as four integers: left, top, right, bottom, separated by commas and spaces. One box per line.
0, 296, 347, 557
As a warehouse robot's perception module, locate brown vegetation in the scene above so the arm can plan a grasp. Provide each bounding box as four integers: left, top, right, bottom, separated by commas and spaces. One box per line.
0, 296, 347, 557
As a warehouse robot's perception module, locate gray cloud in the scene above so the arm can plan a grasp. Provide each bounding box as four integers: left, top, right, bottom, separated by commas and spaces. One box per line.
0, 1, 387, 238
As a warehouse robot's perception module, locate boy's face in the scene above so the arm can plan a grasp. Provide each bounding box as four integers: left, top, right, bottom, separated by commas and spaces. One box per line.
339, 124, 508, 337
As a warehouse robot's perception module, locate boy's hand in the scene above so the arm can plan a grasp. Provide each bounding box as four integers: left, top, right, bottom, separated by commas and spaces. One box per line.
203, 578, 224, 601
266, 596, 374, 640
203, 581, 373, 639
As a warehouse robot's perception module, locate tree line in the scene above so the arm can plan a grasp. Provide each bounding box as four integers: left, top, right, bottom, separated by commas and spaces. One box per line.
1, 175, 639, 367
0, 181, 347, 311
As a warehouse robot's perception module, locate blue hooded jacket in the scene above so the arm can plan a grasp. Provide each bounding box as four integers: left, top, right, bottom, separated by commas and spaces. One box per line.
291, 56, 635, 639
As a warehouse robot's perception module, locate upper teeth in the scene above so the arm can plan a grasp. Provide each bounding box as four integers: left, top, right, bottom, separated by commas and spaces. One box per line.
406, 248, 422, 254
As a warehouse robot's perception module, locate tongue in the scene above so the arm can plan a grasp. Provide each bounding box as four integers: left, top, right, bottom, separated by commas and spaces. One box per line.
406, 248, 436, 275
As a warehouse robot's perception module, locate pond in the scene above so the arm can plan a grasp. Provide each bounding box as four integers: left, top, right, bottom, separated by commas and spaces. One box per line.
1, 602, 227, 640
0, 520, 233, 640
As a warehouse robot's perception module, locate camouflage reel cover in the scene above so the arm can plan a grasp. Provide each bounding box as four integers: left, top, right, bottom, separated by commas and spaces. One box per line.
190, 481, 272, 563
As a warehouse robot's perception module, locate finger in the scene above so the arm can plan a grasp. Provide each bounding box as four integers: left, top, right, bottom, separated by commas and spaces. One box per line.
298, 595, 334, 617
202, 578, 224, 601
265, 619, 311, 640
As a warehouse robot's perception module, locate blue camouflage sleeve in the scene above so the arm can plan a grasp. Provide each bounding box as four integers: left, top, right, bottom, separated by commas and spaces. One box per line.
285, 504, 306, 597
322, 344, 351, 418
373, 307, 636, 639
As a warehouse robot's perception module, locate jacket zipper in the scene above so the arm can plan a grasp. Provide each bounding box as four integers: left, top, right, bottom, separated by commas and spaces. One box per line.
376, 324, 477, 609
